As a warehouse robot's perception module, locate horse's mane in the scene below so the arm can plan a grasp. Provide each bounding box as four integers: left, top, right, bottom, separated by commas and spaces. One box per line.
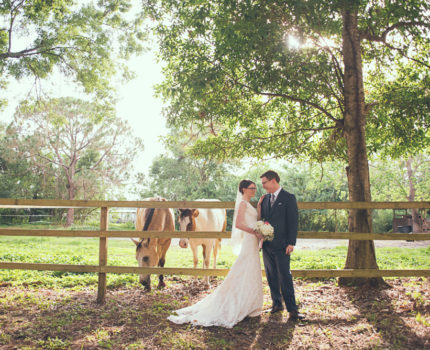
137, 197, 167, 249
142, 196, 166, 222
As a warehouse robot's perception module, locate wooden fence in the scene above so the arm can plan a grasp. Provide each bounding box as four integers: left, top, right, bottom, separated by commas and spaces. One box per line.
1, 199, 430, 303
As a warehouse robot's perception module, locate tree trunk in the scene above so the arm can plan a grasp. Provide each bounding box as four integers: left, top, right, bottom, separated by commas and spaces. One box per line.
338, 8, 385, 287
65, 158, 77, 227
411, 210, 421, 233
66, 190, 75, 227
406, 158, 421, 232
66, 179, 75, 227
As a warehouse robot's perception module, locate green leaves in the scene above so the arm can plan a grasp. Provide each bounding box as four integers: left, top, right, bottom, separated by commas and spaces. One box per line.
145, 0, 429, 164
367, 58, 430, 157
0, 0, 147, 102
136, 128, 238, 201
147, 1, 346, 161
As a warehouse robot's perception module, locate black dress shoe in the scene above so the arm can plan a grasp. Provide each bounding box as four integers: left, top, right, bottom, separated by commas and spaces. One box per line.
289, 310, 305, 320
270, 305, 283, 314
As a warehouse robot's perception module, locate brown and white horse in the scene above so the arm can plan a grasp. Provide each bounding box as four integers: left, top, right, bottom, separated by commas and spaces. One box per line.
132, 197, 174, 291
178, 200, 227, 286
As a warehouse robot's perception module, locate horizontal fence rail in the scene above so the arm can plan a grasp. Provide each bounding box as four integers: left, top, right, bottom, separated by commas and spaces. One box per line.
0, 262, 428, 278
1, 198, 430, 209
1, 229, 430, 241
1, 199, 429, 303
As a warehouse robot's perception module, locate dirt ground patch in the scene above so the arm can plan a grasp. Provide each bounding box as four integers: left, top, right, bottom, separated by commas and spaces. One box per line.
0, 277, 429, 349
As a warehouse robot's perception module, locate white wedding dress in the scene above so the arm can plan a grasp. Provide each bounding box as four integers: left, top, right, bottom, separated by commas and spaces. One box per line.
167, 200, 263, 328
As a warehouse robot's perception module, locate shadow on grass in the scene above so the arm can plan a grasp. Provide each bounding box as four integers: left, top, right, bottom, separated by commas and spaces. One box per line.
3, 279, 428, 350
343, 284, 427, 350
1, 287, 185, 349
253, 313, 297, 349
190, 312, 297, 350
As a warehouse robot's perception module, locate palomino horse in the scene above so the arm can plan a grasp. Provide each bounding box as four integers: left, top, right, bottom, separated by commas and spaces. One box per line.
132, 197, 174, 291
178, 200, 227, 286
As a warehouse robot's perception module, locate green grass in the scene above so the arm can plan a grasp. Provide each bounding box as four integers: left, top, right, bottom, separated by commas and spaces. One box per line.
0, 221, 134, 230
0, 226, 429, 289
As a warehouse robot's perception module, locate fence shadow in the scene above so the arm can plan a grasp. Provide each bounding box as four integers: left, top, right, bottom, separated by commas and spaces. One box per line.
343, 285, 428, 349
254, 313, 297, 349
199, 312, 297, 349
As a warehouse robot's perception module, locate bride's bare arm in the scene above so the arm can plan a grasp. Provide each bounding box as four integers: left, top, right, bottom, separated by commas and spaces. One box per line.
235, 202, 260, 237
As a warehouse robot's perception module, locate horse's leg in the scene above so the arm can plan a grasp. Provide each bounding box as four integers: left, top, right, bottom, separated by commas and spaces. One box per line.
200, 243, 208, 285
203, 242, 212, 286
157, 239, 171, 289
157, 256, 166, 289
212, 239, 221, 269
202, 244, 207, 268
191, 241, 199, 283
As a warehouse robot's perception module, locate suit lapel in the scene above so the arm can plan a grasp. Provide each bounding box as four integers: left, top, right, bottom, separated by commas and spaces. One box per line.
269, 189, 285, 215
263, 194, 271, 219
268, 194, 275, 215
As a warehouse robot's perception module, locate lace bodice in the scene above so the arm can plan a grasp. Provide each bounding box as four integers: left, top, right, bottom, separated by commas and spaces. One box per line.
243, 200, 257, 222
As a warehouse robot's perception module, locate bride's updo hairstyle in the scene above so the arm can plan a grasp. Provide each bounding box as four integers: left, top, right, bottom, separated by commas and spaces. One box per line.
239, 180, 255, 194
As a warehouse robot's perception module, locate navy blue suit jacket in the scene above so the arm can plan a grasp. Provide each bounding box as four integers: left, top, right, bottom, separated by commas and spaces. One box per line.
261, 189, 298, 250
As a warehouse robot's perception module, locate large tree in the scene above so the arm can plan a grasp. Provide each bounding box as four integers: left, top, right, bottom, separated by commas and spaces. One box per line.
144, 0, 430, 285
7, 97, 144, 225
0, 0, 146, 106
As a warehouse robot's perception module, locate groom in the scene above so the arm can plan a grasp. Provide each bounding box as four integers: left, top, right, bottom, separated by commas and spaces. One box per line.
258, 170, 304, 320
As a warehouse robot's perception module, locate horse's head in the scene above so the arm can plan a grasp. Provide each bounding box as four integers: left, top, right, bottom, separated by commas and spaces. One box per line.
132, 198, 172, 291
132, 238, 159, 290
178, 208, 199, 249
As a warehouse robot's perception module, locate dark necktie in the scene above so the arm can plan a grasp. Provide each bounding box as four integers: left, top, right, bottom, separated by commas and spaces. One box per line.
270, 193, 276, 207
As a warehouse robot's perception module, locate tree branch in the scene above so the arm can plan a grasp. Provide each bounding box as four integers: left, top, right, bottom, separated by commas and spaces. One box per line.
359, 20, 430, 69
295, 130, 319, 151
364, 101, 379, 115
8, 0, 26, 53
236, 80, 343, 128
382, 41, 430, 69
48, 140, 69, 171
37, 152, 66, 169
314, 36, 345, 94
0, 45, 44, 59
89, 132, 118, 171
0, 42, 91, 60
360, 21, 430, 42
251, 126, 338, 141
319, 72, 345, 116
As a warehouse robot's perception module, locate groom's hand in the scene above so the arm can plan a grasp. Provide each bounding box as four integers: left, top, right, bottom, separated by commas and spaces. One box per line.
286, 245, 294, 255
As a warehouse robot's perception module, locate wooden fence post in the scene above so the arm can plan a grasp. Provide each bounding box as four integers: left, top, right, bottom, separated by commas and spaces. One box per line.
97, 207, 109, 304
334, 209, 338, 232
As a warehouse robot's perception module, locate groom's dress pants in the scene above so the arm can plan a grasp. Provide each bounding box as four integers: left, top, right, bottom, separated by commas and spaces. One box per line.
263, 244, 297, 312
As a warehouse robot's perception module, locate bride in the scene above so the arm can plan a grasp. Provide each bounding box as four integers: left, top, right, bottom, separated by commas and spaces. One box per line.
167, 180, 264, 328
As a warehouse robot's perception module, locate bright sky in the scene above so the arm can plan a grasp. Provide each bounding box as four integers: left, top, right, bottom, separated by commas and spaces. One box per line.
0, 2, 295, 191
0, 49, 168, 178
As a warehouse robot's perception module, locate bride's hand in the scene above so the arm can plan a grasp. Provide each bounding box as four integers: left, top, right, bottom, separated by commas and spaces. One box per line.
254, 231, 263, 240
257, 195, 265, 207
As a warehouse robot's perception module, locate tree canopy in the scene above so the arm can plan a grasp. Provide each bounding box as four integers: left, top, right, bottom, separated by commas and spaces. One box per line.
145, 0, 429, 161
0, 0, 146, 106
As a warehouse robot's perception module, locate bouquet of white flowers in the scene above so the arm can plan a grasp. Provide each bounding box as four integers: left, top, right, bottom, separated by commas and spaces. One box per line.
254, 220, 274, 249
